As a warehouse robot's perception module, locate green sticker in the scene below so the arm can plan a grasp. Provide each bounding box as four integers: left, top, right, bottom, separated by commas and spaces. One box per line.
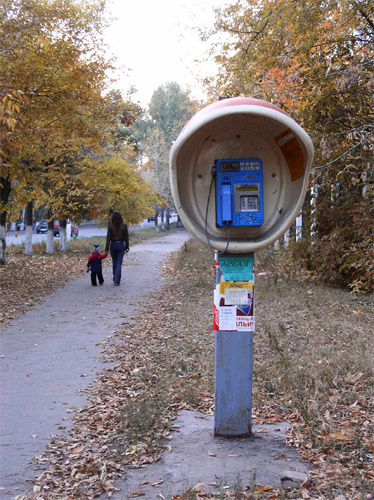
219, 254, 254, 281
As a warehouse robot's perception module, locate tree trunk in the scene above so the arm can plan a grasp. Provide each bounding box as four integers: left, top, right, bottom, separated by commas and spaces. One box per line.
59, 219, 67, 252
46, 215, 54, 254
0, 176, 11, 265
296, 214, 303, 241
160, 207, 165, 231
25, 201, 33, 256
166, 207, 170, 230
301, 188, 312, 240
0, 228, 5, 265
155, 205, 159, 232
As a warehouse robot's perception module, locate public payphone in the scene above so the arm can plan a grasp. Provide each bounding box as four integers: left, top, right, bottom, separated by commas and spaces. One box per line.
216, 158, 264, 228
169, 97, 314, 438
169, 97, 314, 253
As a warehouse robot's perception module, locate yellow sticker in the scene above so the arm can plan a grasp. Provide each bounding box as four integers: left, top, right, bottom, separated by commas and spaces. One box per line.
219, 281, 253, 294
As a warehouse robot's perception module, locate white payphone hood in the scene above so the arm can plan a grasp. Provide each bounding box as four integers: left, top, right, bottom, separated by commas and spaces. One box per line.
170, 97, 314, 252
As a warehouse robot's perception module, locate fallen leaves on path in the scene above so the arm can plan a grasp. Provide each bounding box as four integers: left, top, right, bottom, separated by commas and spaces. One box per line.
7, 240, 374, 499
0, 254, 86, 328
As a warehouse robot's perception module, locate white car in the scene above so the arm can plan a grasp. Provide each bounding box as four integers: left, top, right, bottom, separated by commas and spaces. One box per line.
36, 220, 48, 233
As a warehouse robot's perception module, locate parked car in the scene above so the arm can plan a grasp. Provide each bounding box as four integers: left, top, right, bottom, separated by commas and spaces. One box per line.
53, 220, 79, 237
70, 223, 79, 237
53, 220, 59, 236
36, 219, 48, 233
147, 216, 155, 222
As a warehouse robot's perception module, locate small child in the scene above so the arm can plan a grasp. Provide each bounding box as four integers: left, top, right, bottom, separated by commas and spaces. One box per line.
87, 244, 108, 286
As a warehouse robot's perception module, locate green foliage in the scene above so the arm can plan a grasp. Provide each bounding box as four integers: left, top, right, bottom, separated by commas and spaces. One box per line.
148, 82, 197, 146
143, 82, 198, 197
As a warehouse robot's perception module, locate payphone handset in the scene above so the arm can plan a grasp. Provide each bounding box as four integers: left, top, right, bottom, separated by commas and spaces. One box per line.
216, 158, 264, 228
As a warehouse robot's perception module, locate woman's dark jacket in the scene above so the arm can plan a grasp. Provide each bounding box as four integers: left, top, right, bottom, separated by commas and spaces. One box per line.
105, 222, 129, 252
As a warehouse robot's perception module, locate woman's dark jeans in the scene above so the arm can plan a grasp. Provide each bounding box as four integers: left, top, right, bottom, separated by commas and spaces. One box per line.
110, 241, 125, 285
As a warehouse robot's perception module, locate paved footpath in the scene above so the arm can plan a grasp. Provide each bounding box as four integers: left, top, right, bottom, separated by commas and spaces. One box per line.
0, 230, 189, 498
1, 228, 308, 500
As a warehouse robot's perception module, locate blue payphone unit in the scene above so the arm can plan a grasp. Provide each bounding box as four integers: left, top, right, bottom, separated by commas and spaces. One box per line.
216, 158, 264, 228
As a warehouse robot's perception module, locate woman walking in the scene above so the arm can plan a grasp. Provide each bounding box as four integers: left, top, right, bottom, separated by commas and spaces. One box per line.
105, 211, 129, 286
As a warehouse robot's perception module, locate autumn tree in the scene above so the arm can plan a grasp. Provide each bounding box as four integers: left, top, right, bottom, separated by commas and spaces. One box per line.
108, 89, 145, 155
204, 0, 374, 290
84, 152, 159, 225
1, 0, 157, 257
0, 0, 113, 252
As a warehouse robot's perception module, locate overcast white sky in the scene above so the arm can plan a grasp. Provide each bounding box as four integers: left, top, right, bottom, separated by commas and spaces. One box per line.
104, 0, 229, 107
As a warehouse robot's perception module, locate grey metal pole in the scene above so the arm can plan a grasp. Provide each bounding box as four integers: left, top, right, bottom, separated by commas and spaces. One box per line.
214, 251, 254, 438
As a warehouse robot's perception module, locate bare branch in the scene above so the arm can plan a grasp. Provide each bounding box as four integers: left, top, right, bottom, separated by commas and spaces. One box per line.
315, 132, 373, 170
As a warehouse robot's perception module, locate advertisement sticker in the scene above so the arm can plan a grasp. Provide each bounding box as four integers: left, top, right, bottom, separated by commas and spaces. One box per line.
219, 254, 254, 281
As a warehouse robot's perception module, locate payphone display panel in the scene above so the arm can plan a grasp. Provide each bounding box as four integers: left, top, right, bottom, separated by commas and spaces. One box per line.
216, 158, 264, 228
